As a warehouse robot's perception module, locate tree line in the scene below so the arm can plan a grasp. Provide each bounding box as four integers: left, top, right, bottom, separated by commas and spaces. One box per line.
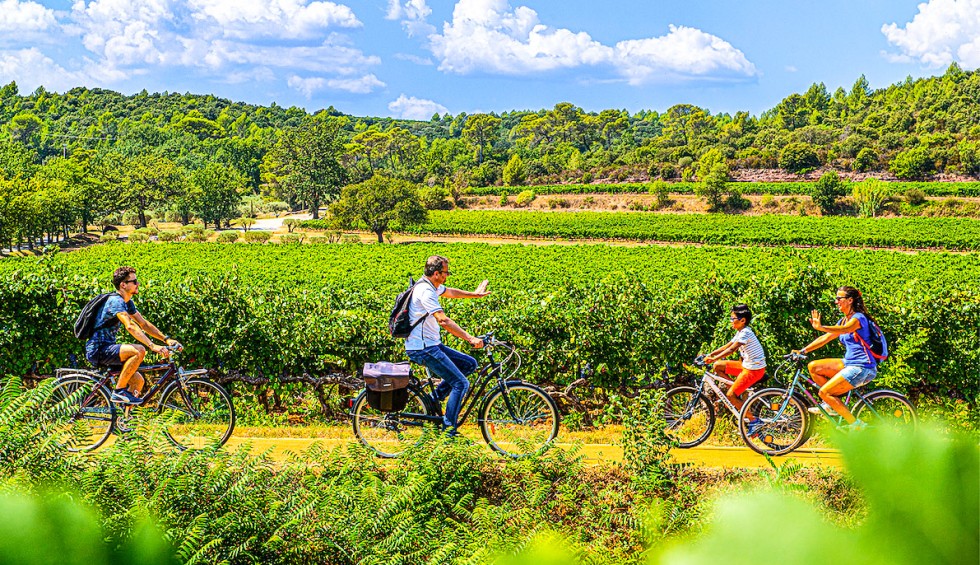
1, 65, 978, 249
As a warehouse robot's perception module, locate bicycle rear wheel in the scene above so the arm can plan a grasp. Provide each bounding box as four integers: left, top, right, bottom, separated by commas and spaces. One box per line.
739, 388, 809, 456
46, 375, 116, 452
159, 379, 235, 450
480, 383, 559, 458
663, 386, 715, 448
352, 385, 434, 458
853, 390, 917, 429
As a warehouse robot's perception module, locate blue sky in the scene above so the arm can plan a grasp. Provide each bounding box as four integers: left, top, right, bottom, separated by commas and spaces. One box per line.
1, 0, 978, 119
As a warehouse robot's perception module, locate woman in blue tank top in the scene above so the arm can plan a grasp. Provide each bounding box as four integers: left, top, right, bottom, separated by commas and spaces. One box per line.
796, 286, 877, 431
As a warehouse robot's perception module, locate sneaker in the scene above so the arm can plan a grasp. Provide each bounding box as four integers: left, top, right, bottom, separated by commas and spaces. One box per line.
808, 402, 833, 415
745, 418, 765, 438
111, 388, 141, 405
845, 419, 868, 432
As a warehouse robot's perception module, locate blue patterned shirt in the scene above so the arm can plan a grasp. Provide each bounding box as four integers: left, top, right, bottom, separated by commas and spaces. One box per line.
85, 293, 138, 359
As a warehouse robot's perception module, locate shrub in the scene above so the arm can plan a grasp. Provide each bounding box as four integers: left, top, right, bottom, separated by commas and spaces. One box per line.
810, 171, 847, 214
265, 201, 291, 216
890, 147, 934, 180
157, 231, 181, 242
681, 167, 694, 182
216, 230, 240, 243
498, 191, 510, 207
694, 163, 727, 211
279, 233, 304, 245
582, 196, 595, 207
235, 217, 257, 232
627, 200, 646, 211
340, 234, 361, 244
128, 231, 150, 243
418, 185, 452, 210
854, 147, 879, 172
184, 229, 213, 243
243, 231, 272, 243
515, 190, 536, 207
99, 233, 119, 243
760, 193, 776, 208
853, 178, 891, 217
904, 188, 927, 206
779, 142, 820, 174
282, 218, 303, 233
547, 197, 570, 209
649, 180, 670, 210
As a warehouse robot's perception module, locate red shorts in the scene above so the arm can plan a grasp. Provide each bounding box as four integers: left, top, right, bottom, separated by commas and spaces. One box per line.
721, 361, 766, 396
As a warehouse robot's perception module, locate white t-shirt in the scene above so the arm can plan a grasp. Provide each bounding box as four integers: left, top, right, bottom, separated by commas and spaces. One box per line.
732, 327, 766, 370
405, 277, 446, 351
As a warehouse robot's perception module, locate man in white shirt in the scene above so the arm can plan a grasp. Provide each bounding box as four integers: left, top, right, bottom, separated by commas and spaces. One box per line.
405, 255, 489, 434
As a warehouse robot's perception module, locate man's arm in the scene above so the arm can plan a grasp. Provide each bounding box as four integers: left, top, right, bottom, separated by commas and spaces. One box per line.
117, 312, 167, 355
442, 287, 490, 299
432, 311, 484, 348
131, 311, 176, 344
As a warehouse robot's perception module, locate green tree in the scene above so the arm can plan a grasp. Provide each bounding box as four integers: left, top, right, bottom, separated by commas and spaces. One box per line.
462, 114, 501, 165
854, 147, 878, 172
852, 178, 890, 217
329, 175, 428, 243
122, 155, 185, 228
809, 171, 847, 214
779, 142, 820, 174
191, 163, 246, 229
266, 115, 347, 219
502, 154, 526, 186
695, 162, 728, 211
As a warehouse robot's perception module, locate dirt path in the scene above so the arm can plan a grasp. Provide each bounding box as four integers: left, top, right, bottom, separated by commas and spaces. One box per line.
223, 436, 842, 469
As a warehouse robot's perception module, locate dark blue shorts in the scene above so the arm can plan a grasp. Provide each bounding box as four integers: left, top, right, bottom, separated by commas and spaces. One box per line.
87, 344, 124, 367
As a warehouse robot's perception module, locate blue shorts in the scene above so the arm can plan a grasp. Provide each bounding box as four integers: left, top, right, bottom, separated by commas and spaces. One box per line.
87, 344, 124, 368
839, 365, 876, 388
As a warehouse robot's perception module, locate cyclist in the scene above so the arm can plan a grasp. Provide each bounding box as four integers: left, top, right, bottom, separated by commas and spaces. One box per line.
795, 286, 877, 431
704, 304, 767, 425
85, 266, 181, 405
405, 255, 490, 435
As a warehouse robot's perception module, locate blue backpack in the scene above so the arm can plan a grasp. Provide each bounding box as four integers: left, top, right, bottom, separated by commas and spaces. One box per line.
854, 318, 888, 364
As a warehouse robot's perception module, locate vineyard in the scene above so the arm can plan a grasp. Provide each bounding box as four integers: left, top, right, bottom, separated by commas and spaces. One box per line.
360, 211, 980, 250
2, 243, 979, 406
465, 181, 980, 197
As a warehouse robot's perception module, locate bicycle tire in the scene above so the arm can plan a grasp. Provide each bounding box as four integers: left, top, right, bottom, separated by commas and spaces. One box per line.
663, 386, 715, 448
159, 379, 235, 450
853, 389, 917, 430
480, 382, 559, 458
352, 384, 434, 458
46, 375, 116, 452
739, 388, 810, 456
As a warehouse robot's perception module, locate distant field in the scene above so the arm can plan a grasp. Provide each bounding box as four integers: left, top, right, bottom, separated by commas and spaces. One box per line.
465, 181, 980, 197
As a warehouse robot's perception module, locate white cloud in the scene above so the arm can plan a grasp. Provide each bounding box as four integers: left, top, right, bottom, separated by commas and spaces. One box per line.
424, 0, 756, 83
188, 0, 360, 40
394, 52, 433, 65
614, 25, 758, 84
882, 0, 980, 69
386, 0, 435, 37
288, 73, 385, 96
388, 93, 448, 119
0, 0, 57, 34
0, 48, 89, 91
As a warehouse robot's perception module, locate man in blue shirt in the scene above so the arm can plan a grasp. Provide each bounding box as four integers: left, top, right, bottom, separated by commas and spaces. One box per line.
85, 266, 180, 404
405, 255, 490, 435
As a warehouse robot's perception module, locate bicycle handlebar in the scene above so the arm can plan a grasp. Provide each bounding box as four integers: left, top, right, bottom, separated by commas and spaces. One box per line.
783, 351, 807, 363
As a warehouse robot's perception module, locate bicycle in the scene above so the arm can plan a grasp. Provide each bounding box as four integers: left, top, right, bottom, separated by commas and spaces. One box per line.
350, 332, 560, 459
737, 352, 917, 456
662, 355, 767, 448
46, 347, 235, 452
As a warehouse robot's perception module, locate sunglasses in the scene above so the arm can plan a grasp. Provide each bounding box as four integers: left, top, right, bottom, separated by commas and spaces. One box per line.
834, 296, 848, 302
125, 279, 139, 285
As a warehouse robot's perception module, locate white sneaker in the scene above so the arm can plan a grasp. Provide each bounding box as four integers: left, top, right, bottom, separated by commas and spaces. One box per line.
807, 402, 832, 414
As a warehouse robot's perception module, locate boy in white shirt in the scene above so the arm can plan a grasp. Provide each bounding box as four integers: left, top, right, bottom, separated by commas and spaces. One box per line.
704, 304, 767, 413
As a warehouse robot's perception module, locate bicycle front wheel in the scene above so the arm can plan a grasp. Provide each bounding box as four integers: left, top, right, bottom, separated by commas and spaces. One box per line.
739, 388, 809, 456
46, 375, 116, 452
663, 386, 715, 448
352, 385, 434, 458
159, 379, 235, 450
480, 383, 559, 458
853, 390, 917, 429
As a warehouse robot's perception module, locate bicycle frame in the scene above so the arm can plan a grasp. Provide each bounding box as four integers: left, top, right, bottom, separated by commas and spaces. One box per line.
410, 337, 522, 427
766, 359, 881, 424
57, 359, 208, 416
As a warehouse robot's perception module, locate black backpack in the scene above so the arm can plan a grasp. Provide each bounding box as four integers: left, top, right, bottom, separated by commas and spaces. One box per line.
74, 293, 115, 340
388, 277, 427, 338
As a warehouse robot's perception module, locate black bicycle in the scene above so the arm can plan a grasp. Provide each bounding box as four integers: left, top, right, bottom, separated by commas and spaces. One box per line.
350, 333, 560, 458
46, 347, 235, 452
